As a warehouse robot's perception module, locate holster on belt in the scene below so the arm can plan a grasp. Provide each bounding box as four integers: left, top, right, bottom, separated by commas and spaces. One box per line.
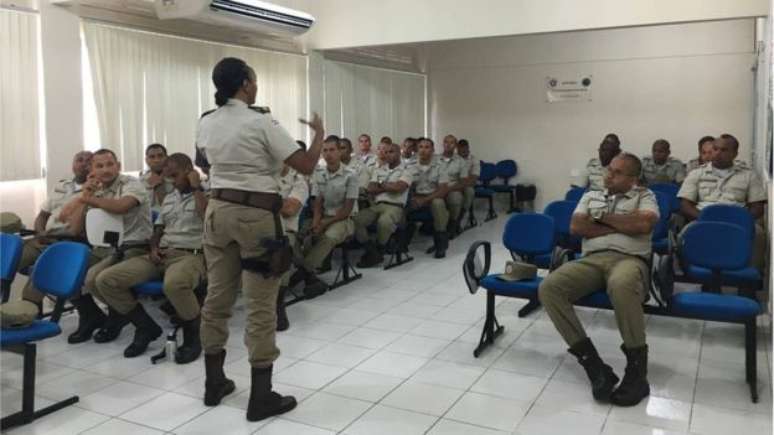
213, 189, 292, 278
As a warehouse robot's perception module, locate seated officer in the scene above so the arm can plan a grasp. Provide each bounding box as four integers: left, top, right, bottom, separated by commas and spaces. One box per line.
539, 153, 658, 407
411, 138, 451, 259
61, 149, 153, 344
401, 137, 418, 166
438, 134, 466, 237
19, 151, 93, 309
292, 139, 358, 293
641, 139, 686, 185
340, 137, 371, 206
580, 134, 621, 191
354, 143, 414, 267
678, 134, 767, 269
277, 143, 309, 332
95, 153, 207, 361
686, 136, 716, 173
139, 143, 175, 215
456, 139, 479, 221
357, 134, 377, 166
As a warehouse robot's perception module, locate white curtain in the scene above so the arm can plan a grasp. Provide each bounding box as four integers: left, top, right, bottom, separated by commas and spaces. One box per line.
83, 22, 307, 171
0, 9, 42, 181
323, 60, 426, 142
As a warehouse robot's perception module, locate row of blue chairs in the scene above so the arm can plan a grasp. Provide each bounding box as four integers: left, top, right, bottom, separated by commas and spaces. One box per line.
463, 202, 764, 402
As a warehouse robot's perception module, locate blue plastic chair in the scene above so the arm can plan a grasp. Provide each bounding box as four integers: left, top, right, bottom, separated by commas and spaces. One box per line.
1, 241, 90, 430
698, 204, 754, 240
543, 200, 582, 256
564, 186, 587, 202
475, 162, 498, 221
492, 160, 518, 212
1, 233, 24, 303
651, 191, 673, 255
648, 183, 680, 212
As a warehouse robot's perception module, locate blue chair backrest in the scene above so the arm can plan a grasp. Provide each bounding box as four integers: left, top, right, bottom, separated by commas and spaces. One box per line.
479, 162, 497, 184
495, 160, 517, 181
1, 233, 23, 282
681, 222, 749, 270
543, 200, 576, 237
652, 191, 673, 240
502, 213, 556, 256
151, 210, 160, 223
32, 242, 90, 299
648, 183, 680, 212
564, 186, 586, 202
698, 204, 754, 240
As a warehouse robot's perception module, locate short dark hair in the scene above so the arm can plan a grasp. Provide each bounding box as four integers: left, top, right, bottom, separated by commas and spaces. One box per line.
698, 135, 715, 150
719, 133, 739, 150
380, 136, 393, 145
603, 133, 621, 147
165, 153, 193, 170
341, 138, 352, 149
617, 152, 642, 177
93, 148, 118, 161
458, 139, 469, 147
652, 139, 670, 151
419, 137, 434, 147
145, 143, 167, 156
359, 133, 371, 141
324, 135, 341, 145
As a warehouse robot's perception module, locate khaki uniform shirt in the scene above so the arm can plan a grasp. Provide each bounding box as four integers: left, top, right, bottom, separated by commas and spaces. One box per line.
575, 186, 659, 258
157, 190, 203, 250
460, 154, 480, 178
278, 168, 309, 233
358, 152, 378, 168
139, 170, 175, 214
413, 159, 449, 195
641, 157, 686, 185
687, 158, 748, 174
344, 158, 371, 191
94, 174, 153, 244
311, 165, 359, 217
41, 178, 83, 234
678, 162, 766, 210
583, 158, 607, 191
438, 154, 465, 186
196, 99, 300, 193
370, 164, 415, 205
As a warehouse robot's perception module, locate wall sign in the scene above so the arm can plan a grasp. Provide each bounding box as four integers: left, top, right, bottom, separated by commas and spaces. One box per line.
546, 75, 592, 103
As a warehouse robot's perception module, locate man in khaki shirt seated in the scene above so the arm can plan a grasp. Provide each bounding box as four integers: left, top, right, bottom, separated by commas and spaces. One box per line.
539, 153, 659, 408
139, 143, 175, 215
354, 143, 414, 268
95, 153, 207, 362
678, 134, 767, 269
686, 136, 716, 173
411, 138, 451, 258
578, 134, 621, 191
641, 139, 685, 185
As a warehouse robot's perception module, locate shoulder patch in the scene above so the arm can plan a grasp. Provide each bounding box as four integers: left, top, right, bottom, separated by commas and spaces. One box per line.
199, 109, 216, 119
249, 105, 271, 114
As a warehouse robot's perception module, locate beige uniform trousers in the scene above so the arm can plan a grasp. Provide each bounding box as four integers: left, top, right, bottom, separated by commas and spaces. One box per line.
538, 251, 649, 349
303, 218, 354, 271
354, 202, 404, 246
95, 249, 205, 321
446, 191, 464, 223
201, 199, 282, 368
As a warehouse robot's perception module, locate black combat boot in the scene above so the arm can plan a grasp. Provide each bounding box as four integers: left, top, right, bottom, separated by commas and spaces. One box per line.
93, 307, 130, 343
276, 286, 289, 331
434, 232, 449, 259
204, 349, 236, 406
123, 304, 162, 358
303, 270, 328, 299
356, 242, 384, 268
67, 294, 106, 344
568, 338, 620, 401
610, 344, 650, 407
175, 316, 202, 364
246, 365, 297, 422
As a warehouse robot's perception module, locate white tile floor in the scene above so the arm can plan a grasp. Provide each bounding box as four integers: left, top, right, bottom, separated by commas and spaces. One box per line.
1, 214, 772, 434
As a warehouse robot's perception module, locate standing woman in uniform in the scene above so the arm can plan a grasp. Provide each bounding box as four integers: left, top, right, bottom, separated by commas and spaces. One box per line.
196, 57, 324, 421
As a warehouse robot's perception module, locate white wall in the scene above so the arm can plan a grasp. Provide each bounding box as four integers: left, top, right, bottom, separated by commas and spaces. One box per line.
428, 19, 757, 209
300, 0, 767, 50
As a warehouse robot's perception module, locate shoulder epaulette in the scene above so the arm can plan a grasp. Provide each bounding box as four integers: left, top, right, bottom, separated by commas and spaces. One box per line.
199, 109, 216, 119
249, 106, 271, 114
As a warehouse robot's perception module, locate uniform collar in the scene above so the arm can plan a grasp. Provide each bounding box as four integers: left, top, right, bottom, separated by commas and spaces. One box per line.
325, 163, 345, 177
603, 186, 639, 199
226, 98, 248, 108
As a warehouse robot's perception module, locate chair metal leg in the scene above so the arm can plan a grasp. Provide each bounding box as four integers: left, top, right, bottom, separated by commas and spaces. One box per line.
745, 319, 759, 403
485, 197, 497, 221
465, 205, 478, 229
1, 280, 10, 303
330, 245, 362, 290
474, 290, 504, 358
518, 299, 541, 318
0, 343, 79, 431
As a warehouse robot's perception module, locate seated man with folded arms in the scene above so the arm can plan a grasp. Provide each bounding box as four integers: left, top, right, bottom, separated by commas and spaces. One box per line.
641, 139, 686, 185
579, 133, 621, 191
19, 151, 93, 310
678, 134, 767, 270
686, 136, 716, 173
457, 139, 479, 222
354, 143, 414, 268
411, 138, 451, 259
94, 153, 207, 361
438, 134, 466, 237
290, 139, 358, 294
61, 148, 153, 345
276, 142, 309, 332
539, 153, 658, 407
139, 143, 175, 215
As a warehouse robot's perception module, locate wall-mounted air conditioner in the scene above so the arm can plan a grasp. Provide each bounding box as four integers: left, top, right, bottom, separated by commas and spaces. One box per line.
154, 0, 314, 36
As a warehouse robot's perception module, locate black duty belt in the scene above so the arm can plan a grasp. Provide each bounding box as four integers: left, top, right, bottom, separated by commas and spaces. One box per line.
211, 188, 282, 212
